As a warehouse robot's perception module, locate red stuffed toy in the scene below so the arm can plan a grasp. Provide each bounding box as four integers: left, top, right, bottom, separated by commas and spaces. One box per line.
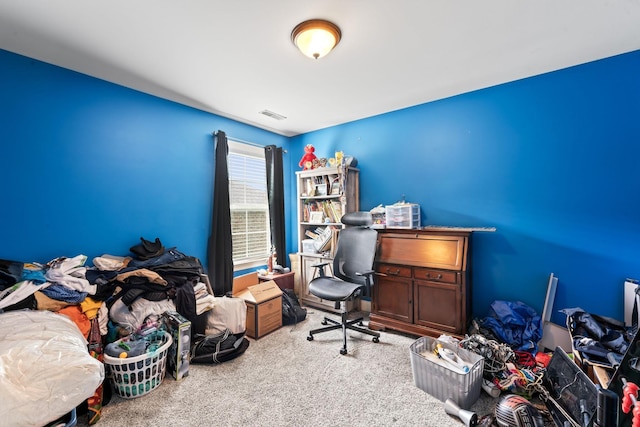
298, 144, 317, 170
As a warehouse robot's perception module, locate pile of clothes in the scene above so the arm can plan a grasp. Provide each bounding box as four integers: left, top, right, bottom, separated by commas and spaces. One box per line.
0, 237, 213, 341
0, 237, 233, 423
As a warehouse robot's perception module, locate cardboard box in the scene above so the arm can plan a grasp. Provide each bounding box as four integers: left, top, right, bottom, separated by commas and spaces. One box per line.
233, 272, 282, 339
162, 311, 191, 381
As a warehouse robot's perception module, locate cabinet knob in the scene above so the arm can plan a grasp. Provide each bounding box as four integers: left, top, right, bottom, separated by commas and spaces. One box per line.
386, 267, 401, 275
425, 273, 442, 279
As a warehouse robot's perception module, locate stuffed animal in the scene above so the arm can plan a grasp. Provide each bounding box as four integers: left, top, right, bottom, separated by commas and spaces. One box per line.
299, 144, 317, 170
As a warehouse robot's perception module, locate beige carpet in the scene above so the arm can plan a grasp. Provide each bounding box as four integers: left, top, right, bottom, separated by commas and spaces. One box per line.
79, 308, 497, 427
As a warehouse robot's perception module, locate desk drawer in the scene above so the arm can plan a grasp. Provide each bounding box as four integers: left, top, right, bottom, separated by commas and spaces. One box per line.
414, 268, 458, 284
376, 264, 412, 278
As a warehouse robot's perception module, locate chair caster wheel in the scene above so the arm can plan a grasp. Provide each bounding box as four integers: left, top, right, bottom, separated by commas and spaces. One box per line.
307, 335, 314, 341
340, 348, 347, 355
372, 337, 379, 343
321, 319, 328, 325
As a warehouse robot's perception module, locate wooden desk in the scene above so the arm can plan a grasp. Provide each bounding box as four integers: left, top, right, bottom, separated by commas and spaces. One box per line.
369, 228, 473, 338
258, 271, 295, 290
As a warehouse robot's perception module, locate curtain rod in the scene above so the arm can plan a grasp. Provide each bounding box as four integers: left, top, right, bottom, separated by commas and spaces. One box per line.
223, 134, 287, 153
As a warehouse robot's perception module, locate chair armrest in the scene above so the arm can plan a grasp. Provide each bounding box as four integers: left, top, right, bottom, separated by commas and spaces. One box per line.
356, 270, 375, 297
311, 261, 331, 277
311, 262, 331, 268
355, 269, 375, 278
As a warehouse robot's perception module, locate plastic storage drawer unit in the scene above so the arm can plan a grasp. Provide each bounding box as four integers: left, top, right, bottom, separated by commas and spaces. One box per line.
385, 204, 420, 228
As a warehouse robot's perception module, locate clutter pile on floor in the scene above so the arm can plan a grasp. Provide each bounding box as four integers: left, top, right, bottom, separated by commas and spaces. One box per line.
0, 237, 249, 426
423, 299, 634, 427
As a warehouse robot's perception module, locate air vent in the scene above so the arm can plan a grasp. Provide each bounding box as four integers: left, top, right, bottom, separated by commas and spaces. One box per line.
259, 109, 287, 120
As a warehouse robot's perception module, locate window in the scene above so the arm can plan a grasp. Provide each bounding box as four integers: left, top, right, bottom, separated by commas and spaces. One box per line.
227, 140, 271, 269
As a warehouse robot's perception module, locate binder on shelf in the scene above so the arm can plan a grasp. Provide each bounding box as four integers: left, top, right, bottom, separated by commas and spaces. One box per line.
313, 225, 335, 252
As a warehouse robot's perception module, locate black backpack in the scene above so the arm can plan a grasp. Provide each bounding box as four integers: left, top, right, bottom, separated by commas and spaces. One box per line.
281, 289, 307, 325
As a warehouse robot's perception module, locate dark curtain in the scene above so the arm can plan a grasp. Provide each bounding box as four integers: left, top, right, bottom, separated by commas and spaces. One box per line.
265, 145, 286, 268
207, 131, 234, 296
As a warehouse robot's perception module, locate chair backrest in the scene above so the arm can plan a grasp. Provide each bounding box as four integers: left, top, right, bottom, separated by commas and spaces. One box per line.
332, 212, 378, 286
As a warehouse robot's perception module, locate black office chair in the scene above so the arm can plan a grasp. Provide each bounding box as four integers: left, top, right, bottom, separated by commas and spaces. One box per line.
306, 211, 380, 355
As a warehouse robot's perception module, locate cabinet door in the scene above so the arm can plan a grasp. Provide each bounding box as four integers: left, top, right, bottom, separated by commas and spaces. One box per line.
414, 280, 462, 334
373, 275, 413, 323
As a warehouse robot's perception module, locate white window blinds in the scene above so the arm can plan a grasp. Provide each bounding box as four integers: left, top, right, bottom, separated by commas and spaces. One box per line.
227, 141, 271, 268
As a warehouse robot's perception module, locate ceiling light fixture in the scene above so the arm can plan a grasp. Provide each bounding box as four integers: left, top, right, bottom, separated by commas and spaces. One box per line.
291, 19, 341, 59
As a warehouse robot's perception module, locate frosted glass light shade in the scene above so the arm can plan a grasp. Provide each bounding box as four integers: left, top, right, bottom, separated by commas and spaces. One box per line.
291, 19, 341, 59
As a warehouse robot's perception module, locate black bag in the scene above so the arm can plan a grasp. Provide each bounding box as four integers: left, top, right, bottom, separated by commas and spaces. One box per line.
282, 289, 307, 325
190, 329, 249, 364
562, 307, 632, 368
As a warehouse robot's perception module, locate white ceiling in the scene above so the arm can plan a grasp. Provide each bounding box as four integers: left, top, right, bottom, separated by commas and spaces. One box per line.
1, 1, 639, 137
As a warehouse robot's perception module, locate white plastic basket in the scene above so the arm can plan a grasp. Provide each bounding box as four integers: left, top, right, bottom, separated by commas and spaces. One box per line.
409, 336, 484, 409
104, 331, 173, 398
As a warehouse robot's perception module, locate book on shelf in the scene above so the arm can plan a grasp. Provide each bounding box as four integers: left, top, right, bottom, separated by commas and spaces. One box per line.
319, 201, 333, 223
305, 229, 319, 239
304, 178, 314, 196
303, 202, 323, 223
303, 200, 339, 224
329, 200, 343, 222
312, 225, 336, 253
329, 175, 341, 195
312, 200, 342, 223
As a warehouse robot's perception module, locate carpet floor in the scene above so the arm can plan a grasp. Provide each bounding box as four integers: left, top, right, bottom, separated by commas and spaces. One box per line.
78, 308, 498, 426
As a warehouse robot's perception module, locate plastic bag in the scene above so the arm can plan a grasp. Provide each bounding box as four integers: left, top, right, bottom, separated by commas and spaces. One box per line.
478, 300, 542, 353
0, 310, 105, 426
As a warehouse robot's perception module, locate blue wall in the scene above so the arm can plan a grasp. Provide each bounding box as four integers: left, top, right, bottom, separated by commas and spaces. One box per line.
2, 48, 639, 326
0, 49, 290, 270
290, 50, 640, 325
